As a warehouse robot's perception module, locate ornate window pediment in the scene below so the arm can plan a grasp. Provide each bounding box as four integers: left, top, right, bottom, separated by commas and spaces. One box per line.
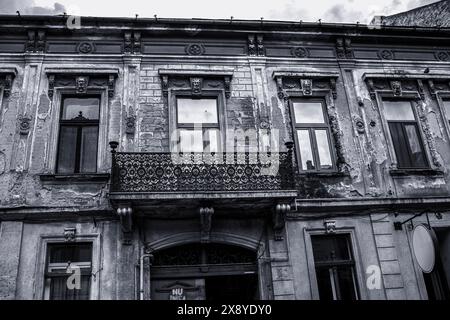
272, 71, 339, 101
45, 68, 119, 98
158, 69, 233, 98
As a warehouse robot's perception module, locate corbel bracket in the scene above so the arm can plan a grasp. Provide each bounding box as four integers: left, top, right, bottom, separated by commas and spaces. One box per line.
199, 206, 214, 243
117, 205, 133, 245
273, 203, 291, 241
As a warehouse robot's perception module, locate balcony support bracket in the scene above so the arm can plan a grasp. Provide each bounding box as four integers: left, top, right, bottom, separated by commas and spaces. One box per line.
117, 204, 133, 245
273, 203, 291, 241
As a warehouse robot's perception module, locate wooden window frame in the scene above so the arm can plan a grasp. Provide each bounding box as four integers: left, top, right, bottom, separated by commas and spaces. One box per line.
289, 98, 336, 172
382, 98, 429, 170
56, 95, 100, 174
43, 242, 93, 300
169, 90, 227, 153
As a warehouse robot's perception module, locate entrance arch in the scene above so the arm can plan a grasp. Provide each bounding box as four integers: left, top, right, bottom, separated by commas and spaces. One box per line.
149, 241, 261, 300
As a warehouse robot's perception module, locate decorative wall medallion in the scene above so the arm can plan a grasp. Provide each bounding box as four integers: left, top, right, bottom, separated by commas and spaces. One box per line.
185, 44, 205, 56
190, 77, 203, 95
435, 51, 449, 61
354, 116, 365, 134
291, 46, 309, 58
75, 76, 89, 93
18, 115, 32, 135
77, 42, 94, 54
378, 49, 394, 60
125, 114, 136, 134
260, 119, 270, 129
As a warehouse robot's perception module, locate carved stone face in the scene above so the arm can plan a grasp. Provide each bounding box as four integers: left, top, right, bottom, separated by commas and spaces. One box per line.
75, 76, 89, 93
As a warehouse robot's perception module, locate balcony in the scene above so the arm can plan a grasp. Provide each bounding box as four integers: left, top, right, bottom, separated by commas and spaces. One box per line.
108, 142, 298, 207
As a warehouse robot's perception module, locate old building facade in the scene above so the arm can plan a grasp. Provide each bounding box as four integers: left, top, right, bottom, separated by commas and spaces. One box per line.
0, 13, 449, 300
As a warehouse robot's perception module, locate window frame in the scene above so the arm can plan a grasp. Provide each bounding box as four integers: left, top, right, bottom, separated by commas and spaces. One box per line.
289, 97, 336, 172
169, 90, 227, 153
56, 95, 101, 174
381, 98, 430, 170
305, 229, 363, 300
437, 94, 450, 141
44, 242, 93, 300
34, 233, 100, 300
46, 86, 110, 175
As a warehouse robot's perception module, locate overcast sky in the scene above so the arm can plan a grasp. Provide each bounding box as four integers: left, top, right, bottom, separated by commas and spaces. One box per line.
0, 0, 439, 24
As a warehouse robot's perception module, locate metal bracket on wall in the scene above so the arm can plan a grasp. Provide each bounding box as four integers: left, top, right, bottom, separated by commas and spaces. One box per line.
393, 211, 443, 231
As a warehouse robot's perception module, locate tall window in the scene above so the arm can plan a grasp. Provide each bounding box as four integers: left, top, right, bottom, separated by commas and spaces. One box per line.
291, 100, 334, 171
311, 234, 359, 300
56, 96, 100, 174
44, 243, 92, 300
175, 97, 220, 153
383, 100, 428, 169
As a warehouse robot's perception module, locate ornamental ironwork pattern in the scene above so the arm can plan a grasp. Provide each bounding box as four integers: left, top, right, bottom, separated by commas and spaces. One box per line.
110, 151, 295, 192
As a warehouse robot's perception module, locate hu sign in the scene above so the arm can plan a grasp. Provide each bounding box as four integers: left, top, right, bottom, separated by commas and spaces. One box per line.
169, 287, 186, 300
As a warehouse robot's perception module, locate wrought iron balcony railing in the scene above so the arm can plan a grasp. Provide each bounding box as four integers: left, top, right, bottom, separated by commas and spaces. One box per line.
109, 142, 295, 193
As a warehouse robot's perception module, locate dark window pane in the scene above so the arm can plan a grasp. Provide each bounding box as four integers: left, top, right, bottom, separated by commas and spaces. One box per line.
49, 243, 92, 263
404, 124, 427, 167
293, 102, 325, 124
80, 126, 98, 173
336, 267, 358, 300
384, 101, 415, 121
62, 98, 100, 120
311, 235, 351, 263
57, 126, 77, 173
316, 268, 334, 300
297, 130, 315, 170
177, 99, 218, 124
315, 130, 332, 169
49, 275, 91, 300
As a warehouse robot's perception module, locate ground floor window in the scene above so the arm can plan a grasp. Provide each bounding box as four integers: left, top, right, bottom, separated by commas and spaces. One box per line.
311, 234, 359, 300
44, 243, 92, 300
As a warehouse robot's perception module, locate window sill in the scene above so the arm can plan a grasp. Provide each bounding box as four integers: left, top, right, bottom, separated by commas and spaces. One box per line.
389, 169, 444, 177
298, 171, 349, 178
39, 173, 110, 184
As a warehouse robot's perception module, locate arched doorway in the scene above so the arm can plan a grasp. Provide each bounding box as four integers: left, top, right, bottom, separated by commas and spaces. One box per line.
150, 243, 259, 300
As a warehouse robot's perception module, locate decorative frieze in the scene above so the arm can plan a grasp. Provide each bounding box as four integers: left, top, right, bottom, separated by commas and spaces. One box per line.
185, 43, 205, 56
378, 49, 394, 60
77, 42, 94, 54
